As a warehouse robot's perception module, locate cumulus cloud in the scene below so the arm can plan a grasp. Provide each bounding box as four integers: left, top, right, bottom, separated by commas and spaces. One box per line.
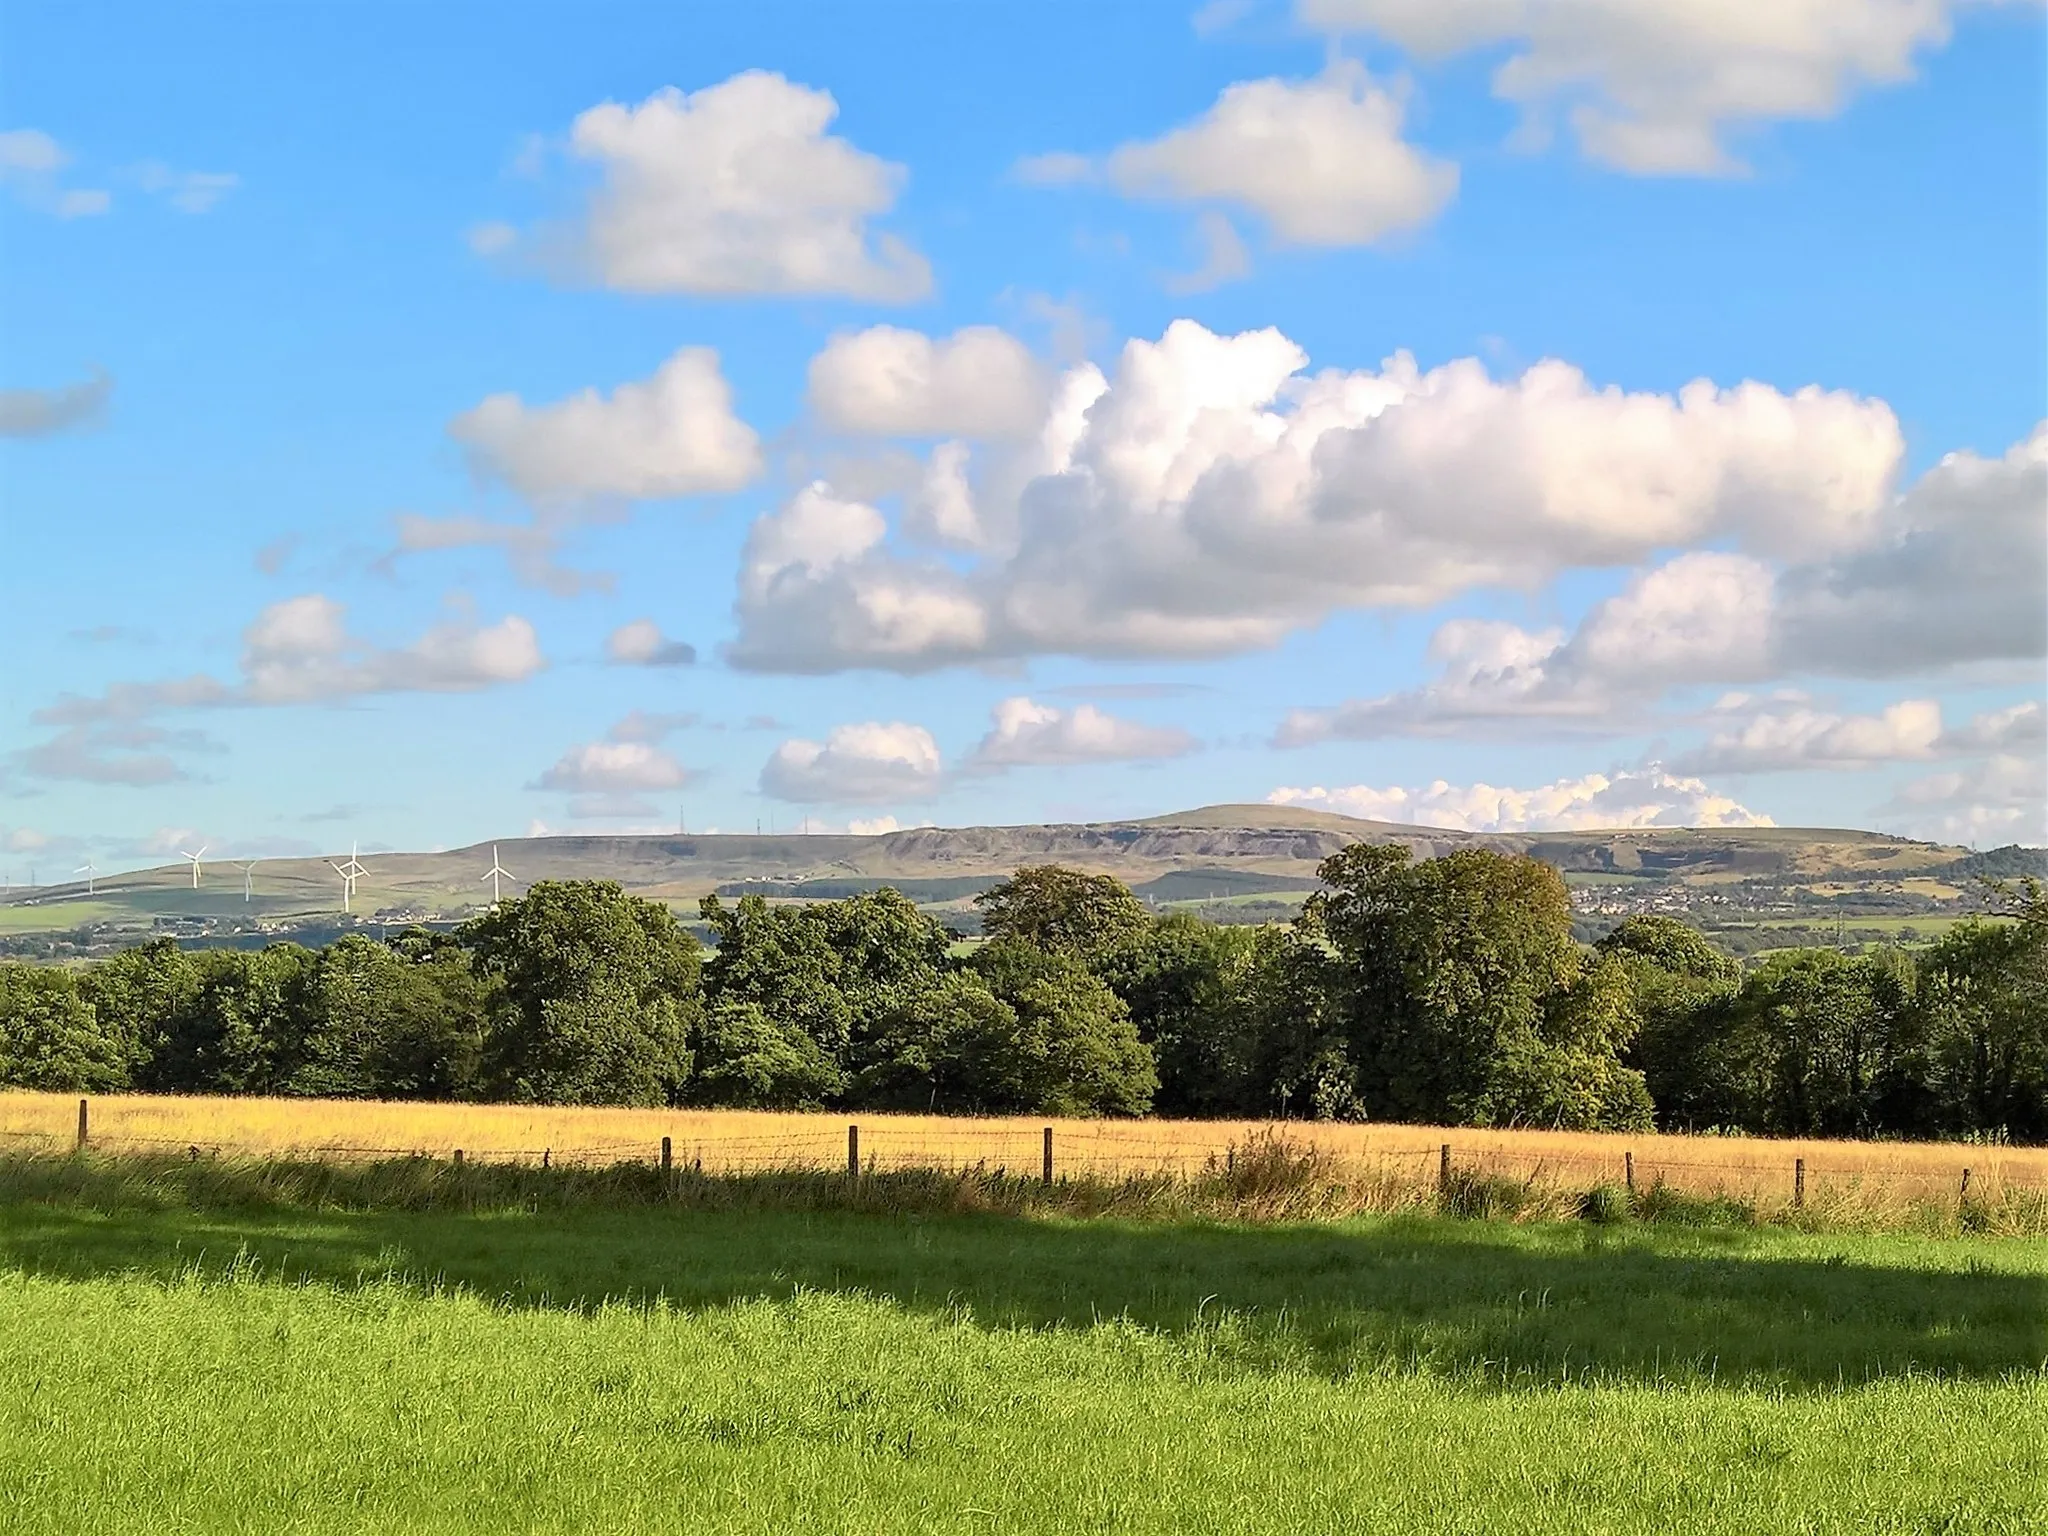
0, 371, 111, 437
450, 346, 761, 505
234, 595, 543, 704
734, 482, 989, 671
1941, 699, 2046, 754
1268, 767, 1773, 833
1299, 0, 1981, 174
605, 618, 696, 666
807, 325, 1051, 439
515, 73, 929, 299
1774, 423, 2048, 676
532, 740, 696, 794
965, 696, 1198, 769
1027, 62, 1457, 246
16, 595, 546, 784
731, 319, 1904, 671
1881, 753, 2048, 846
1281, 422, 2046, 741
760, 721, 944, 803
1671, 698, 1945, 774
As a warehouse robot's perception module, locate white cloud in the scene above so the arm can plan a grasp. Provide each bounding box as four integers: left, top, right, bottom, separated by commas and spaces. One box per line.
467, 220, 516, 256
1269, 767, 1774, 833
1774, 423, 2048, 676
731, 319, 1903, 671
527, 73, 929, 299
760, 721, 944, 803
606, 710, 698, 744
55, 188, 110, 218
966, 696, 1198, 769
1941, 699, 2045, 754
133, 161, 239, 213
605, 618, 696, 666
1672, 698, 1945, 774
1280, 417, 2046, 738
1031, 62, 1457, 246
0, 372, 111, 437
450, 346, 760, 505
384, 514, 610, 597
0, 129, 64, 174
237, 595, 543, 704
734, 482, 989, 671
1165, 210, 1254, 293
1299, 0, 1983, 174
0, 129, 109, 216
807, 325, 1051, 439
1882, 753, 2047, 846
532, 739, 696, 794
22, 597, 545, 781
9, 722, 213, 787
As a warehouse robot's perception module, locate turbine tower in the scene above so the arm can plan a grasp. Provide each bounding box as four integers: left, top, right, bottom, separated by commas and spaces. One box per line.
481, 845, 514, 906
73, 860, 97, 896
235, 860, 257, 902
179, 844, 209, 890
328, 841, 368, 914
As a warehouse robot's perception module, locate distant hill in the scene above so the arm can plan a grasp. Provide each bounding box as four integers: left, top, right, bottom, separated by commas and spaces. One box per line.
0, 804, 1989, 945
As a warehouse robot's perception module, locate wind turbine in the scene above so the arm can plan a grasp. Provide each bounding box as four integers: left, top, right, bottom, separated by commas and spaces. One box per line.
328, 841, 368, 914
235, 860, 257, 902
73, 860, 98, 896
179, 844, 209, 890
480, 845, 515, 906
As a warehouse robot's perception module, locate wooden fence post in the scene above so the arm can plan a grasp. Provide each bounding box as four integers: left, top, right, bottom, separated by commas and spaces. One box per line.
1960, 1167, 1971, 1197
542, 1148, 550, 1170
1793, 1157, 1805, 1208
75, 1098, 88, 1151
661, 1136, 672, 1172
453, 1148, 464, 1168
1439, 1143, 1452, 1200
1042, 1126, 1054, 1186
848, 1123, 860, 1178
1624, 1150, 1635, 1195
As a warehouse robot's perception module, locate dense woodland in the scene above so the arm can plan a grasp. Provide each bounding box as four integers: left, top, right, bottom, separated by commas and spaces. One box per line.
1, 846, 2042, 1142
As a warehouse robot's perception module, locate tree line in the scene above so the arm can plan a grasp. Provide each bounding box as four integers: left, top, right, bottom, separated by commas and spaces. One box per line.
1, 845, 2041, 1141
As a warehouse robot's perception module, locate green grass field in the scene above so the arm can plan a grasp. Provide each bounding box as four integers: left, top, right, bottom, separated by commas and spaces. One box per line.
0, 1159, 2041, 1534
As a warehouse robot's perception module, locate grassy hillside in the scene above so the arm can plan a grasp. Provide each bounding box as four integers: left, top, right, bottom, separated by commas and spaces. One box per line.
0, 804, 2008, 946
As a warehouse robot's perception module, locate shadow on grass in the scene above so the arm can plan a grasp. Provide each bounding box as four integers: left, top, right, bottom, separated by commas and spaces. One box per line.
0, 1155, 2041, 1390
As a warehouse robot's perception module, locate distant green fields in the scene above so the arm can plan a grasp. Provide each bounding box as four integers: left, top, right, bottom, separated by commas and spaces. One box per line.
0, 1166, 2040, 1534
0, 901, 122, 933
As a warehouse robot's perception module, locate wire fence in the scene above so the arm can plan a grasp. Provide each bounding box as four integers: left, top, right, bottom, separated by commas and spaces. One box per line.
5, 1100, 2041, 1201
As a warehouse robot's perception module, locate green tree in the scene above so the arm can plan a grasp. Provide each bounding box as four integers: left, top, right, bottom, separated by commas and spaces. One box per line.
467, 882, 698, 1106
141, 945, 313, 1094
0, 964, 130, 1092
1599, 917, 1747, 1131
1312, 844, 1647, 1129
1912, 894, 2048, 1141
967, 940, 1157, 1115
975, 866, 1151, 969
697, 894, 853, 1061
78, 938, 197, 1079
686, 1000, 844, 1108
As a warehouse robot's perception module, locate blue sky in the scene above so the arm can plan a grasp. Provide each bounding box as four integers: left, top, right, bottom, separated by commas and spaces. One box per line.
2, 0, 2043, 874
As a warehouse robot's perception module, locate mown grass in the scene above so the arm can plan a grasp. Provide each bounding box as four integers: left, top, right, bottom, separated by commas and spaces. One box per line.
0, 1152, 2043, 1533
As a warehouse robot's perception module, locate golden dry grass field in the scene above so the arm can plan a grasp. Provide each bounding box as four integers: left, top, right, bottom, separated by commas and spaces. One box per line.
3, 1091, 2040, 1212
